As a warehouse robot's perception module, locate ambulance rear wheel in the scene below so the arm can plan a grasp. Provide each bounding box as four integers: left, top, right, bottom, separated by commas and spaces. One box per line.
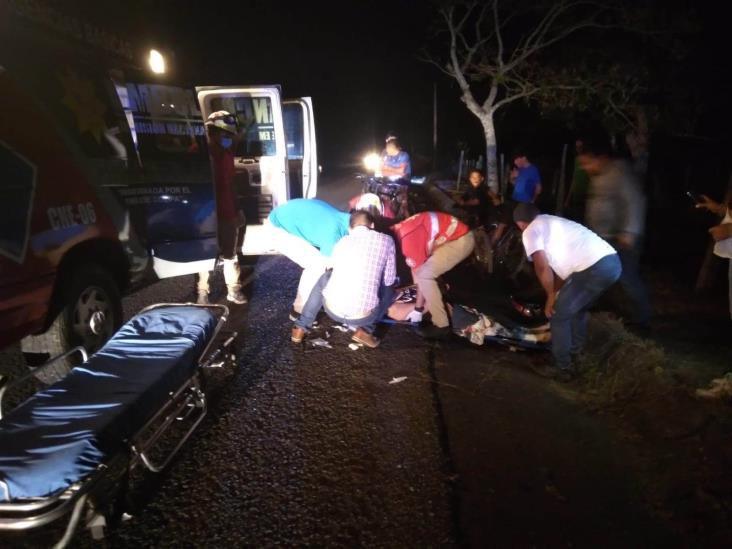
22, 263, 123, 384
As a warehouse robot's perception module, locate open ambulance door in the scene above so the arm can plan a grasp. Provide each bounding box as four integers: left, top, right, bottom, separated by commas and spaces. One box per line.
196, 85, 288, 255
283, 97, 318, 199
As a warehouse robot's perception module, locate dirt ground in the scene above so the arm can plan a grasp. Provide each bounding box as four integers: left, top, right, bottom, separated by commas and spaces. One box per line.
437, 266, 732, 546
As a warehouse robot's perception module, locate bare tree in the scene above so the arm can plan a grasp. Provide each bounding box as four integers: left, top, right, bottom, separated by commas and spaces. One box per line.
427, 0, 619, 190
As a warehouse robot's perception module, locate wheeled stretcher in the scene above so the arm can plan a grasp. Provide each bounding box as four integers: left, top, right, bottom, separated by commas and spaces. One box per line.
0, 304, 236, 547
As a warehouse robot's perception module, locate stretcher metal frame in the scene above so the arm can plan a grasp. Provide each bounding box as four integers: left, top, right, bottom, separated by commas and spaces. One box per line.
0, 303, 236, 547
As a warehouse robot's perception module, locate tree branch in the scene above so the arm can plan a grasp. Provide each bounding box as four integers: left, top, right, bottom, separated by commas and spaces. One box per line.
492, 0, 504, 70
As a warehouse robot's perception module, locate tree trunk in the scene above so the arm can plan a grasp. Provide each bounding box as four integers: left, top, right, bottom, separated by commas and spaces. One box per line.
480, 114, 499, 192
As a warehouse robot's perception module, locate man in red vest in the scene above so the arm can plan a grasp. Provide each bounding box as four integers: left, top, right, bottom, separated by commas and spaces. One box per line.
392, 212, 475, 339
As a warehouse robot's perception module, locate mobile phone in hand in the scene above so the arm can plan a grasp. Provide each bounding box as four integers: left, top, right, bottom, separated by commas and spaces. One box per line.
686, 190, 702, 204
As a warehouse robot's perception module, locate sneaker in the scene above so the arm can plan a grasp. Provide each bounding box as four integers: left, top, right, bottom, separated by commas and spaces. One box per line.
197, 291, 210, 305
415, 325, 452, 340
226, 290, 247, 305
352, 328, 380, 348
291, 326, 306, 343
289, 309, 300, 321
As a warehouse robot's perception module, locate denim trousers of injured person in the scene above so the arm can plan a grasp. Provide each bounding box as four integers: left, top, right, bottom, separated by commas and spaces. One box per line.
551, 254, 622, 370
296, 271, 395, 334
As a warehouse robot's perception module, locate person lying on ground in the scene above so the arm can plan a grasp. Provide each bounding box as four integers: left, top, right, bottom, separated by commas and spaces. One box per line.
268, 198, 350, 319
514, 203, 622, 382
391, 211, 475, 339
291, 210, 397, 348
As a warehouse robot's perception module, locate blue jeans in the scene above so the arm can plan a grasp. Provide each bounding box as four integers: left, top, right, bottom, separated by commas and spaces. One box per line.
610, 238, 651, 327
295, 271, 395, 334
551, 254, 622, 370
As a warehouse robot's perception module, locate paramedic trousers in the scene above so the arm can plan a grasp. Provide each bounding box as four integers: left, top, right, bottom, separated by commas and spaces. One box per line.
197, 215, 246, 294
414, 231, 476, 328
269, 224, 329, 314
551, 253, 622, 370
295, 270, 395, 334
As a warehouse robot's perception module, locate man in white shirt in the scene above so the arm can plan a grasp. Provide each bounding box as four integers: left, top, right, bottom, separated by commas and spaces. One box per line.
514, 203, 622, 380
291, 210, 397, 348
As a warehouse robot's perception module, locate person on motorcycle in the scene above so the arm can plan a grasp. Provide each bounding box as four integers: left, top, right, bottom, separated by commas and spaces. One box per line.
197, 111, 247, 305
379, 135, 411, 182
392, 212, 475, 339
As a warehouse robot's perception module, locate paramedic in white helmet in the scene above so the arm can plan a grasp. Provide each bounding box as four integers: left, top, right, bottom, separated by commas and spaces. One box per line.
197, 110, 247, 305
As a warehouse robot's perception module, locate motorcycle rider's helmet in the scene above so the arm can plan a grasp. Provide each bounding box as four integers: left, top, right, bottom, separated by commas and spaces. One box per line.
355, 192, 384, 216
205, 111, 238, 135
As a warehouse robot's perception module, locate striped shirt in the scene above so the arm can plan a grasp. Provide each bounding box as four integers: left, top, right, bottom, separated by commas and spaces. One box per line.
323, 226, 396, 319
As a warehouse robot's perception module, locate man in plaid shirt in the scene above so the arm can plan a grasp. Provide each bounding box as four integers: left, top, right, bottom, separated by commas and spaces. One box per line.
292, 210, 397, 348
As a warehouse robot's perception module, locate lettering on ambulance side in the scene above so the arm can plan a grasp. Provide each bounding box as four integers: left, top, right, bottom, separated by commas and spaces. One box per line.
47, 203, 97, 230
253, 98, 274, 141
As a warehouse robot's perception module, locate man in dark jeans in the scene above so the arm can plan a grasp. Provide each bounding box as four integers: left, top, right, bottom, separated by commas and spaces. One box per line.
578, 135, 651, 333
514, 204, 622, 381
292, 210, 397, 348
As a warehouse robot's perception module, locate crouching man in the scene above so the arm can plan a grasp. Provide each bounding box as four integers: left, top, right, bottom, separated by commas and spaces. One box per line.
268, 198, 350, 319
291, 210, 397, 348
514, 203, 622, 381
392, 212, 475, 339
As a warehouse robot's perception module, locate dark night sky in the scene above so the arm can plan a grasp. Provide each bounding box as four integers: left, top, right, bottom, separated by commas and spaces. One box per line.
68, 0, 485, 167
62, 1, 732, 172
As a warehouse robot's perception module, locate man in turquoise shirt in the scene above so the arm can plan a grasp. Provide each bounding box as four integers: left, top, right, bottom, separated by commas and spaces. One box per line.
268, 199, 350, 317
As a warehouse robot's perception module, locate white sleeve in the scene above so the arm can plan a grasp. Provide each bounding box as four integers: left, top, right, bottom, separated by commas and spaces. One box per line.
522, 224, 544, 260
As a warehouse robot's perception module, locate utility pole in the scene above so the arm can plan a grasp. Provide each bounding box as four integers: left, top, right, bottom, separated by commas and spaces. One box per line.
433, 82, 438, 171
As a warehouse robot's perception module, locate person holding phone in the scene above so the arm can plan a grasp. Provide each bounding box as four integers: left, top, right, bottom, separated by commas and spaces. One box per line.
695, 194, 732, 318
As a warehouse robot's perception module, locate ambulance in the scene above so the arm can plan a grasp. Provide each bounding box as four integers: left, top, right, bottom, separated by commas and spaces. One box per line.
0, 0, 317, 359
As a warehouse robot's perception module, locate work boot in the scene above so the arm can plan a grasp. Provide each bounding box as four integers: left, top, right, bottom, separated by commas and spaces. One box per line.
291, 326, 306, 343
226, 289, 247, 305
415, 324, 452, 340
352, 328, 380, 348
197, 290, 210, 305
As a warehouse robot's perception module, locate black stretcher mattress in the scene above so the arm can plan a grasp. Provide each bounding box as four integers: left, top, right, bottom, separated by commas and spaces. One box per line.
0, 306, 216, 502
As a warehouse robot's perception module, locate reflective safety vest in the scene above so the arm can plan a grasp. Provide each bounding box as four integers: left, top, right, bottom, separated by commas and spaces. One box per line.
392, 212, 470, 269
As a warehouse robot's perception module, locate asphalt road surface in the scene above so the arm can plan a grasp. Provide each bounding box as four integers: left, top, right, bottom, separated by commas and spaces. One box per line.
103, 173, 671, 547
5, 173, 678, 547
100, 260, 671, 548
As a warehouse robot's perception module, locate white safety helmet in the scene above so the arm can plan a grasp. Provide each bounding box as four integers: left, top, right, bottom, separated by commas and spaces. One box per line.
355, 193, 384, 216
205, 110, 238, 135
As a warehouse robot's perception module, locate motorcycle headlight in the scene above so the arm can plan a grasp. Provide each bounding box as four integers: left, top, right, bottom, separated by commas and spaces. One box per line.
363, 153, 380, 172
